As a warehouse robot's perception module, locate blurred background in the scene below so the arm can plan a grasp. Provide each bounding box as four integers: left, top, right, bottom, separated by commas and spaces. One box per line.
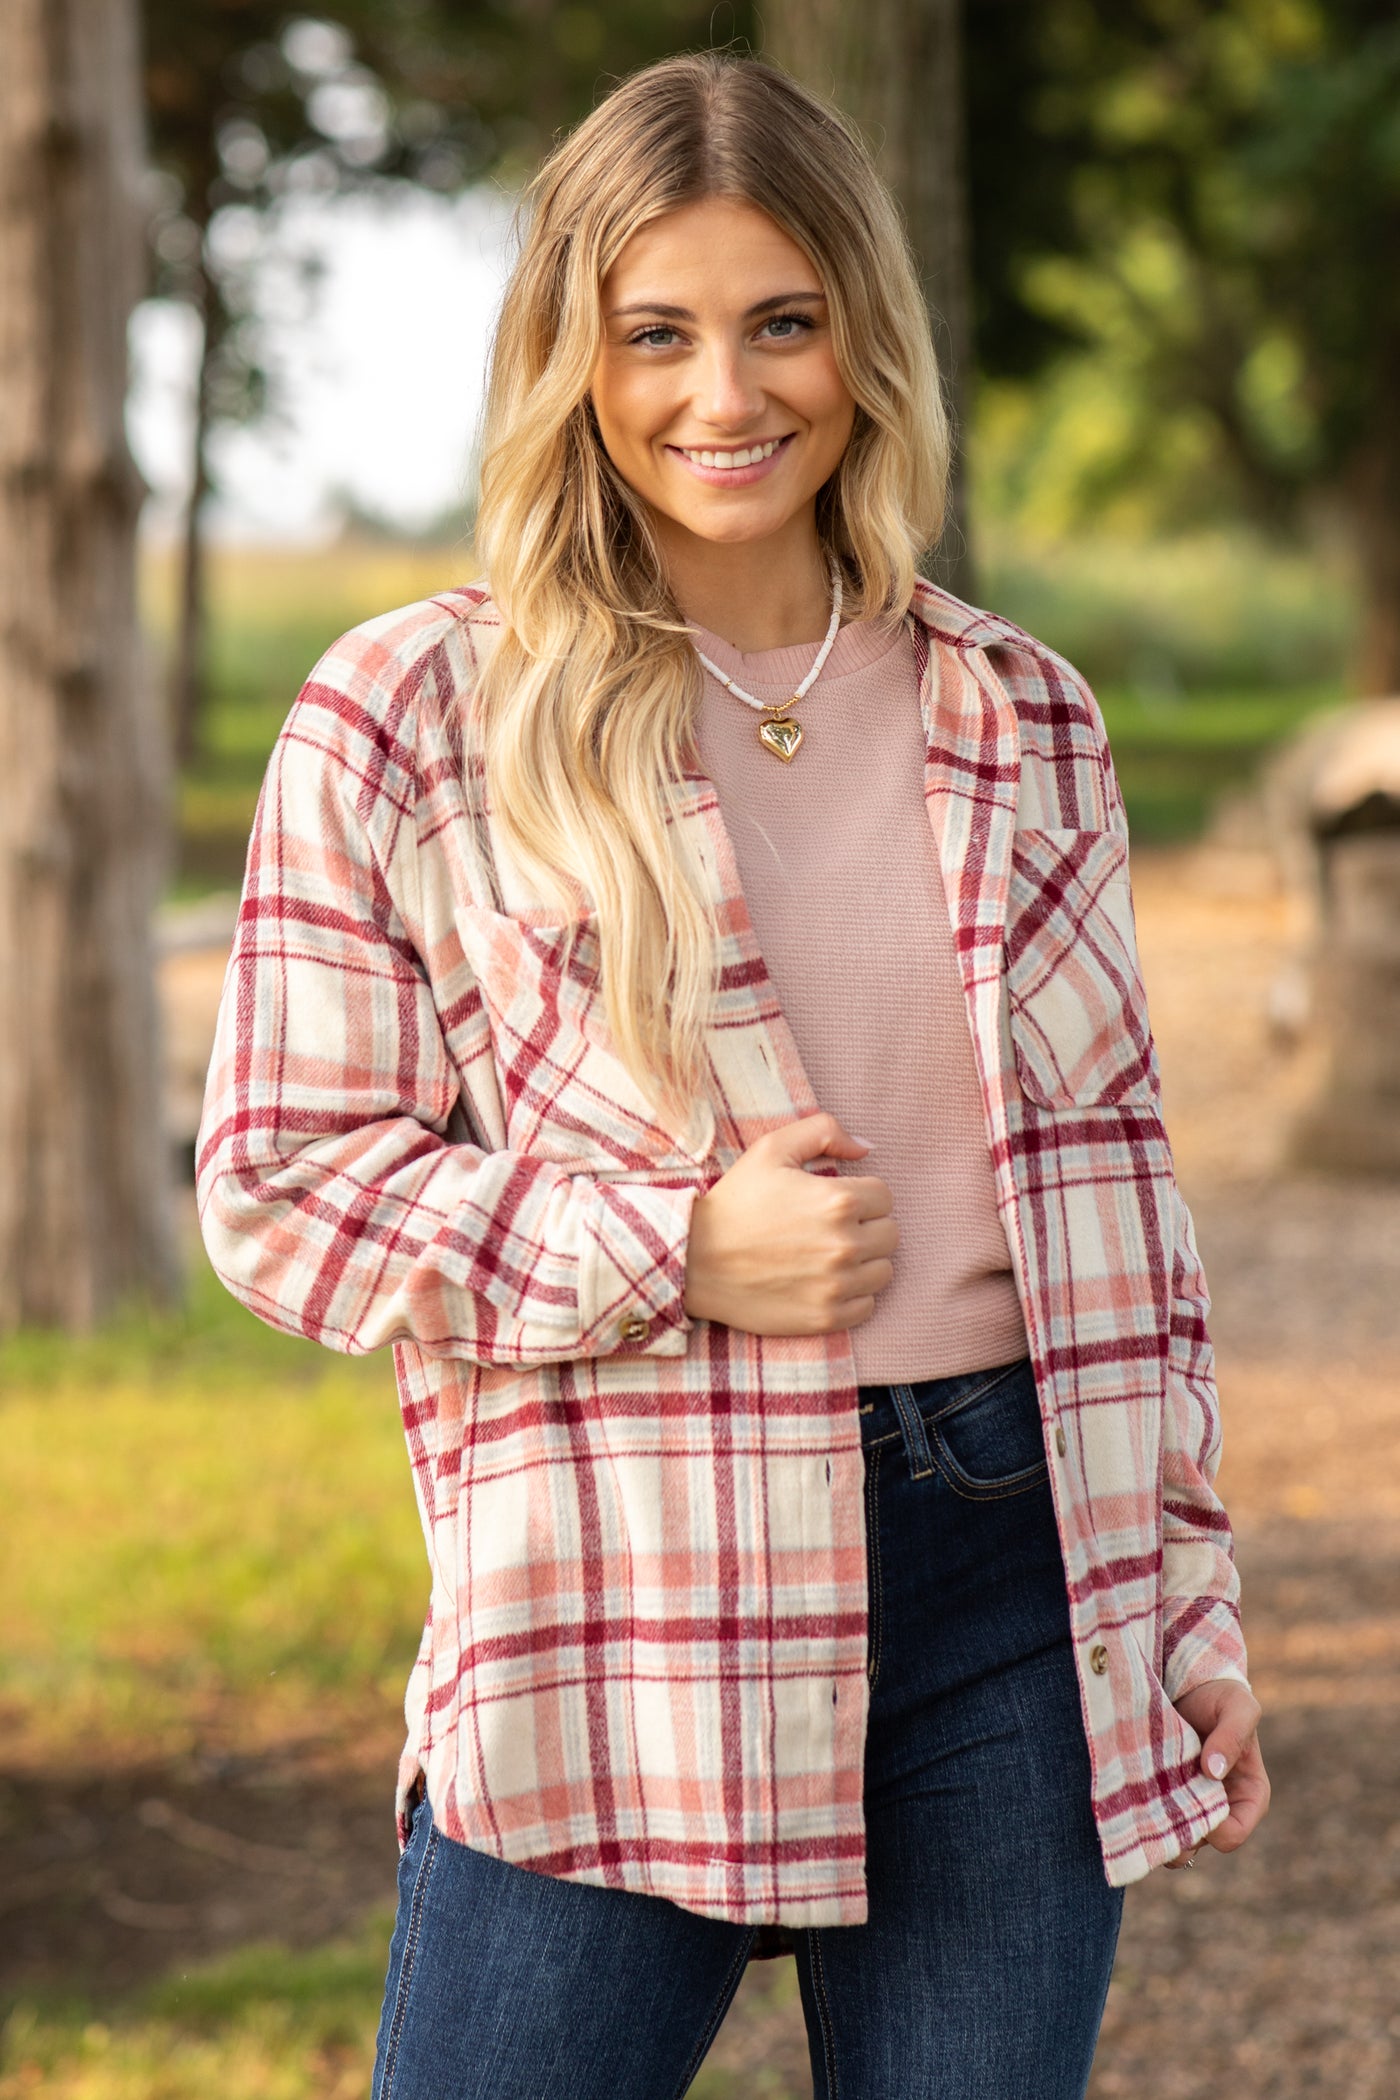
2, 4, 1399, 2094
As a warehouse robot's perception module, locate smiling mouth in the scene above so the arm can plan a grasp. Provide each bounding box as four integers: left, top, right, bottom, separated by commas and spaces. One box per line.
667, 432, 795, 471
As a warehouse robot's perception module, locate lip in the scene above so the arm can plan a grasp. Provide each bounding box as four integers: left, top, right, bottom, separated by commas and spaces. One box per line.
664, 431, 796, 488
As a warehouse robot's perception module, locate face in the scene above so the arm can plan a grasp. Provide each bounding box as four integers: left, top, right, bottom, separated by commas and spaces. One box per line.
589, 196, 857, 557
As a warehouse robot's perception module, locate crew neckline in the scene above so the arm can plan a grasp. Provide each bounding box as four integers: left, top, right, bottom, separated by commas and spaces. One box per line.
688, 609, 910, 690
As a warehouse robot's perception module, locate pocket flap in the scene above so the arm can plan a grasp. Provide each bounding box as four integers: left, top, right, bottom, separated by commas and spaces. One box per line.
1004, 829, 1155, 1110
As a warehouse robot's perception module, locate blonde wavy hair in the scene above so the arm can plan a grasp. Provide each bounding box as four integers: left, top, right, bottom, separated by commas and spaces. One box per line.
471, 50, 949, 1124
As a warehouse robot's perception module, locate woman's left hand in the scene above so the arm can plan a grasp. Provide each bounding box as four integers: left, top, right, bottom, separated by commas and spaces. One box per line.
1164, 1676, 1270, 1867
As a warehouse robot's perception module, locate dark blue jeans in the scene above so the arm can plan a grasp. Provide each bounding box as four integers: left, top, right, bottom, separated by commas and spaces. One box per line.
371, 1356, 1124, 2099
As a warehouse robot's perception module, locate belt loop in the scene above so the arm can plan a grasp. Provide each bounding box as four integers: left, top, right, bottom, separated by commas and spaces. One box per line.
887, 1383, 936, 1480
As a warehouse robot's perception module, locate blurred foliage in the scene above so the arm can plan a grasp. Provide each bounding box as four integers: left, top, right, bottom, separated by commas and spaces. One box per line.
0, 1922, 391, 2099
978, 518, 1355, 690
967, 0, 1400, 548
0, 1254, 421, 1771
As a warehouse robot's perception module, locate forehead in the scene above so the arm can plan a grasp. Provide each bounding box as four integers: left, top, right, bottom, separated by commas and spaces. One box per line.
601, 197, 822, 308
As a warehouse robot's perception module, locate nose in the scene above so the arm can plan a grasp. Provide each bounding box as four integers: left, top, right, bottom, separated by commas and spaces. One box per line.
691, 337, 766, 432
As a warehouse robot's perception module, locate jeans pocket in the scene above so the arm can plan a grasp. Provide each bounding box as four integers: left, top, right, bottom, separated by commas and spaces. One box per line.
925, 1358, 1050, 1500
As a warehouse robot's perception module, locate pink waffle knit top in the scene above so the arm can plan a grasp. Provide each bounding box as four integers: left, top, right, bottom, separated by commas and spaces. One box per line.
691, 607, 1028, 1385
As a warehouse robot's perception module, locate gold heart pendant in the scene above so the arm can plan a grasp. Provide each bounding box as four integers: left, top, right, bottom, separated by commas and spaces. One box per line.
758, 715, 803, 762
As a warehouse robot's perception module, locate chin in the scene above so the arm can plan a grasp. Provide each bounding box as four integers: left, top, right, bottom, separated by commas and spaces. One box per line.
679, 514, 785, 547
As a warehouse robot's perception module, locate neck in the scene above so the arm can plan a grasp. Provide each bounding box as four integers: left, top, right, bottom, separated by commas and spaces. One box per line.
654, 514, 837, 652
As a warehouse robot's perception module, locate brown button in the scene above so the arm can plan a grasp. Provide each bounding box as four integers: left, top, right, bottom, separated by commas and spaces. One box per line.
618, 1314, 651, 1344
1088, 1642, 1110, 1676
1055, 1425, 1068, 1457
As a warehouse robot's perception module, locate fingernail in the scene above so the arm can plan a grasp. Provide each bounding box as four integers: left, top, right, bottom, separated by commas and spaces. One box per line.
850, 1136, 875, 1149
1206, 1752, 1228, 1779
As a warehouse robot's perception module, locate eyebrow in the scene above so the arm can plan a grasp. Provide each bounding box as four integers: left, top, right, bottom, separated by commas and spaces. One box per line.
606, 290, 826, 322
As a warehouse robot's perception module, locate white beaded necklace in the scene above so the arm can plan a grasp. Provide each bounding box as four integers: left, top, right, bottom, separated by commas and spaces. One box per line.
690, 561, 844, 764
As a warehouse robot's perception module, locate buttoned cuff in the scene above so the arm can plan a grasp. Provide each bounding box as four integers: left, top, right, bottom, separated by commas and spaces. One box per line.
1161, 1600, 1250, 1707
575, 1176, 704, 1359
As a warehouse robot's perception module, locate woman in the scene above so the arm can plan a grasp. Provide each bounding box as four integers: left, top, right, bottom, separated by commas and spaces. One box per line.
197, 50, 1269, 2100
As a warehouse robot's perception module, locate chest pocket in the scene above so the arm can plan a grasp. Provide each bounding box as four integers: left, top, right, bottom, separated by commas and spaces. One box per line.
459, 905, 714, 1170
1003, 828, 1156, 1110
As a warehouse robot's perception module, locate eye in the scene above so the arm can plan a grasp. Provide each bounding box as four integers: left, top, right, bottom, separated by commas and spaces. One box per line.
626, 323, 683, 348
760, 311, 816, 340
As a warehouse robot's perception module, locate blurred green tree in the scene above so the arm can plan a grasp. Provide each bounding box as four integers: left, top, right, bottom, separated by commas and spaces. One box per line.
141, 1, 747, 761
991, 0, 1400, 690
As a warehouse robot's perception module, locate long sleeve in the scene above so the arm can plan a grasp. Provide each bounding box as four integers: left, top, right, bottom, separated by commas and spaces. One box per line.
195, 655, 700, 1367
1156, 1181, 1249, 1698
1095, 699, 1250, 1702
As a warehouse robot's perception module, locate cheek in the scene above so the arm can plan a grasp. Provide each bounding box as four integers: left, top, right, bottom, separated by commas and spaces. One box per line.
796, 353, 856, 441
804, 382, 856, 476
592, 363, 664, 460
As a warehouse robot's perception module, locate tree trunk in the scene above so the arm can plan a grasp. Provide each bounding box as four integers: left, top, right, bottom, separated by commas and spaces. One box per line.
761, 0, 977, 600
0, 0, 178, 1330
170, 260, 212, 769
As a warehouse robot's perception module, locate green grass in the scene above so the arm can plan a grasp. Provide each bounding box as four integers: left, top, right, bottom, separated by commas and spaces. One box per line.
979, 523, 1356, 696
0, 1921, 391, 2099
979, 525, 1354, 840
144, 541, 475, 887
0, 1250, 425, 2090
1095, 681, 1346, 840
0, 1253, 423, 1772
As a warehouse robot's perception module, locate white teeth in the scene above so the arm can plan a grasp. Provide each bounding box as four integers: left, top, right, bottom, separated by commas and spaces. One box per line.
681, 437, 782, 469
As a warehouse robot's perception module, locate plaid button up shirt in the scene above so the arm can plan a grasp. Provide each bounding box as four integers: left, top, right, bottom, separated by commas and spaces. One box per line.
196, 575, 1249, 1925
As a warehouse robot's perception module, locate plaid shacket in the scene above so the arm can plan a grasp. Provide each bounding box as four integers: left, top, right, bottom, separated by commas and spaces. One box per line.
196, 574, 1249, 1925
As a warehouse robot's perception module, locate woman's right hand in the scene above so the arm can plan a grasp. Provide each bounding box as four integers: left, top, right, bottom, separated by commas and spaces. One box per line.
682, 1111, 898, 1336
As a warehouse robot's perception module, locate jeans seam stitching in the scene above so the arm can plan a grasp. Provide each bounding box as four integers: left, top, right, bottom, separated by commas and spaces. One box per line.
379, 1823, 439, 2099
921, 1357, 1031, 1424
930, 1450, 1051, 1502
809, 1928, 840, 2098
865, 1446, 883, 1691
670, 1927, 756, 2098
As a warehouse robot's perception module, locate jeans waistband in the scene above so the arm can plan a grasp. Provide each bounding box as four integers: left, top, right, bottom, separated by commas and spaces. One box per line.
855, 1357, 1034, 1479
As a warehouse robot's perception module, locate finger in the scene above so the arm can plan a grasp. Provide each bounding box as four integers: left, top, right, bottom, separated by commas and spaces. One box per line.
1208, 1713, 1259, 1780
1206, 1755, 1271, 1853
773, 1112, 874, 1167
1198, 1710, 1259, 1783
1164, 1838, 1206, 1872
830, 1293, 879, 1329
852, 1214, 900, 1257
835, 1175, 896, 1220
1207, 1796, 1267, 1853
842, 1256, 895, 1299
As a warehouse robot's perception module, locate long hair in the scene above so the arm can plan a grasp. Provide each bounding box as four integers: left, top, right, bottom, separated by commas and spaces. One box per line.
470, 50, 949, 1123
